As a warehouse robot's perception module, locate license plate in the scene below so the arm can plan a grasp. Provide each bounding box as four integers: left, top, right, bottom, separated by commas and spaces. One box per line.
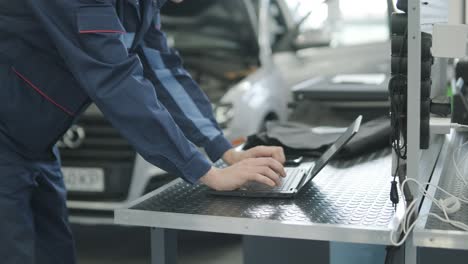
62, 167, 105, 192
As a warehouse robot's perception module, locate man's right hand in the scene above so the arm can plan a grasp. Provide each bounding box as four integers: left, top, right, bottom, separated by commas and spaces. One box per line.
199, 158, 286, 191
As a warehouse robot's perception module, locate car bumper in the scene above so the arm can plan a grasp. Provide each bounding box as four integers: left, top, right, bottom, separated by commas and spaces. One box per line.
67, 200, 130, 225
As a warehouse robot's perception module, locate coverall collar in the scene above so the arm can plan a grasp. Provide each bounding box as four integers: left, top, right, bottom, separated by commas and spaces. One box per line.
129, 0, 156, 52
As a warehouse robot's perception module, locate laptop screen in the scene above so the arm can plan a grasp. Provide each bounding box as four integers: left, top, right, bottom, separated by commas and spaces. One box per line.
300, 116, 362, 188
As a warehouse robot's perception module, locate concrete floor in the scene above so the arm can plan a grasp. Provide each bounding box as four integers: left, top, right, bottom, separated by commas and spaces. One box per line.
72, 225, 242, 264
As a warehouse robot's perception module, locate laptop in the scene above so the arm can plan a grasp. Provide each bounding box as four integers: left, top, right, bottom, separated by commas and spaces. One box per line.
210, 116, 362, 198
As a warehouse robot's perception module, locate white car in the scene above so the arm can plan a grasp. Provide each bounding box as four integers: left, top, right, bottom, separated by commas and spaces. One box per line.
63, 0, 393, 224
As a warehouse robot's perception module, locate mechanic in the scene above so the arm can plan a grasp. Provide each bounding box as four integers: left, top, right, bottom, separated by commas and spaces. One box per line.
0, 0, 286, 263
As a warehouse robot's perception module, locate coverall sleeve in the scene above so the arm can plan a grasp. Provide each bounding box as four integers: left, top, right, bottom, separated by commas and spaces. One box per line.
26, 0, 214, 183
141, 21, 232, 162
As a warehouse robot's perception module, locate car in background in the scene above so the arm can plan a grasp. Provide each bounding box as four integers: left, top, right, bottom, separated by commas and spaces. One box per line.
63, 0, 394, 224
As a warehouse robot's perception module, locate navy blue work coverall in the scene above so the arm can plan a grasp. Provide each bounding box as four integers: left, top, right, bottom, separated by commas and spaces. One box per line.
0, 0, 232, 262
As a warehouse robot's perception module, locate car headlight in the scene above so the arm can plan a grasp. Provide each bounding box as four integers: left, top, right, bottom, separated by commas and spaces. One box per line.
214, 103, 234, 129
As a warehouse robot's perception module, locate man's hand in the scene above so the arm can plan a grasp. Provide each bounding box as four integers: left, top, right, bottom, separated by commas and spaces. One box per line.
200, 158, 286, 191
222, 146, 286, 165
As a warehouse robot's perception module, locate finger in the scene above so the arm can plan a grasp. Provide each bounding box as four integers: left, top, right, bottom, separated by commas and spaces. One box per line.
263, 158, 286, 177
249, 157, 286, 177
254, 166, 282, 186
250, 173, 276, 187
272, 147, 286, 164
250, 146, 274, 158
251, 146, 286, 164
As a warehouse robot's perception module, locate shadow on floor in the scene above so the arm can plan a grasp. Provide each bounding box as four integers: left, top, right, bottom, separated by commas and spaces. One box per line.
72, 225, 242, 264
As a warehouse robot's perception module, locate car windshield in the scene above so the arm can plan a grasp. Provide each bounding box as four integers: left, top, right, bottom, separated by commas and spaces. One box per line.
285, 0, 329, 32
331, 0, 390, 46
283, 0, 391, 47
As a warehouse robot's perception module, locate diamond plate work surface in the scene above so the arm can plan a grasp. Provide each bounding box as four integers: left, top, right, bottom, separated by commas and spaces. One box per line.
425, 170, 468, 232
425, 134, 468, 232
132, 149, 397, 228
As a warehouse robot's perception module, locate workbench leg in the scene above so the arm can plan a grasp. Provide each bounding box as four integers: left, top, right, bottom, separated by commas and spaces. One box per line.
243, 235, 329, 264
418, 247, 468, 264
151, 228, 178, 264
330, 242, 386, 264
405, 236, 417, 264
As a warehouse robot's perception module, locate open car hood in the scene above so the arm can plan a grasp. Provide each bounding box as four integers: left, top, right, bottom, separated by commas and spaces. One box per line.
160, 0, 259, 59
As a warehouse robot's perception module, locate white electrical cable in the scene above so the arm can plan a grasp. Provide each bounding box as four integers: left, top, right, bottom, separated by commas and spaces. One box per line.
389, 136, 468, 246
389, 178, 468, 246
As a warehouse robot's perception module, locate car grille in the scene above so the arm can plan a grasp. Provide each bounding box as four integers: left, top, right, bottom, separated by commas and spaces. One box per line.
60, 111, 135, 202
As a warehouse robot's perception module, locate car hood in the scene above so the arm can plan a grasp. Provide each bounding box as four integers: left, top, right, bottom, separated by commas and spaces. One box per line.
161, 0, 259, 57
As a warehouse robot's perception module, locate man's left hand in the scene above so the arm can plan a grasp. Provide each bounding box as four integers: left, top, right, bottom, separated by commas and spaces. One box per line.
222, 146, 286, 165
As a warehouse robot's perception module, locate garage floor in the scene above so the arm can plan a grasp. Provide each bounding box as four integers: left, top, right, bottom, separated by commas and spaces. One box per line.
73, 225, 242, 264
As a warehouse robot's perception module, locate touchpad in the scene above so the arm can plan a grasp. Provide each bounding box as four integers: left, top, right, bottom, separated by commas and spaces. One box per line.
241, 181, 274, 191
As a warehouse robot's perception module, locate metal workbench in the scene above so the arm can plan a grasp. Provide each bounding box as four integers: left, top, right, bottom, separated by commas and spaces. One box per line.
115, 148, 408, 263
414, 132, 468, 252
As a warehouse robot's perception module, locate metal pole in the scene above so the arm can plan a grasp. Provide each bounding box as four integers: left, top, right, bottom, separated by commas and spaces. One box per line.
407, 0, 422, 198
151, 228, 178, 264
406, 0, 421, 263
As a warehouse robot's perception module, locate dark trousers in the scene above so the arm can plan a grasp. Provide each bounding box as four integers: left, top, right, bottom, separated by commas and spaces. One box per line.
0, 147, 76, 264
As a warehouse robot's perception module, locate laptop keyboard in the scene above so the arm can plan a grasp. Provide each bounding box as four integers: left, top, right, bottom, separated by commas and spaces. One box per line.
215, 159, 310, 192
243, 167, 307, 192
280, 168, 306, 190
